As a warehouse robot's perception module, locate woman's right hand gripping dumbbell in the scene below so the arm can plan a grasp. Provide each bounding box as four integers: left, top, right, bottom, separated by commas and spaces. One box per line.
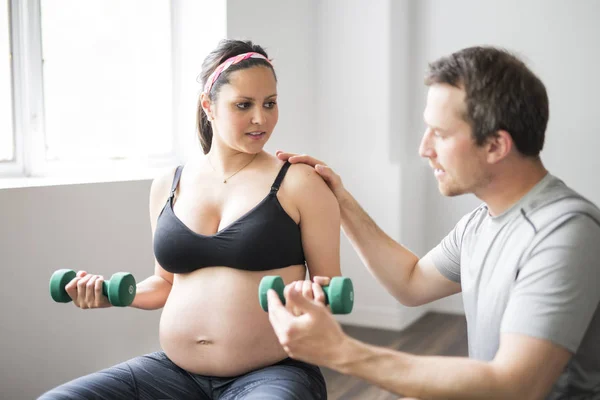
65, 271, 112, 309
50, 269, 136, 307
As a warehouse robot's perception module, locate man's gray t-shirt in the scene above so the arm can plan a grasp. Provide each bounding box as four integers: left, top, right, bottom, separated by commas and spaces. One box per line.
430, 174, 600, 399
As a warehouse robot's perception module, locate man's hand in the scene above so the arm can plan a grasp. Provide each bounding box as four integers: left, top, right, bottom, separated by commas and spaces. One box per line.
267, 284, 349, 369
276, 150, 345, 197
283, 276, 337, 315
283, 278, 328, 312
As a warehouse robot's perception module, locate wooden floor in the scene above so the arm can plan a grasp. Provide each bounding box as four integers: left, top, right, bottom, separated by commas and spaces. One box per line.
322, 312, 468, 399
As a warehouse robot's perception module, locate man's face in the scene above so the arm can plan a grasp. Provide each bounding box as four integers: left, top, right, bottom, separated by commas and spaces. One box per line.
419, 84, 490, 197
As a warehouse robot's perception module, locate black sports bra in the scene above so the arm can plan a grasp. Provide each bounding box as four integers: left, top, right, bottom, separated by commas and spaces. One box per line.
153, 162, 306, 273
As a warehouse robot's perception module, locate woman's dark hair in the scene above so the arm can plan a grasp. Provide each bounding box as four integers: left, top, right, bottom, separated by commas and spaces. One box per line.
425, 46, 548, 157
196, 39, 276, 154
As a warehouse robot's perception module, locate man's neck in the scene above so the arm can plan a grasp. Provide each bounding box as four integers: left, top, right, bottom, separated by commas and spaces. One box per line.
476, 158, 548, 217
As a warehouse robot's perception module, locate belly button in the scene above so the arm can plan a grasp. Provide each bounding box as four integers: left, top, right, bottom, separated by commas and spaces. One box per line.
197, 339, 213, 345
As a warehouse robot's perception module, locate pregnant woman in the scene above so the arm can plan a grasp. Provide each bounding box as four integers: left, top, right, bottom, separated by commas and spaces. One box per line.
40, 39, 340, 400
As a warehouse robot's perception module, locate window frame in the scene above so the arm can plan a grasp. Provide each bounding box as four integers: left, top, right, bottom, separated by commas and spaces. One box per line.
2, 0, 181, 180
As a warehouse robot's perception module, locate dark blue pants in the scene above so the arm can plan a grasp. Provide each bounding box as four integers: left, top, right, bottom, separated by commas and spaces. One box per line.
39, 351, 327, 400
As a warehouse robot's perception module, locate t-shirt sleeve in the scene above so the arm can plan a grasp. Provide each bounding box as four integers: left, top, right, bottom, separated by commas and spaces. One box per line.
501, 215, 600, 353
428, 209, 479, 283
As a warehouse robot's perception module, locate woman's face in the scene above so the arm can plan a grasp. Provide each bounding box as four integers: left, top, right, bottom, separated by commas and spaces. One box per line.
208, 66, 278, 154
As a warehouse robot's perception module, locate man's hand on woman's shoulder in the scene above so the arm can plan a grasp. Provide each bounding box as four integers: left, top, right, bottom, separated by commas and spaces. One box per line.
276, 150, 345, 197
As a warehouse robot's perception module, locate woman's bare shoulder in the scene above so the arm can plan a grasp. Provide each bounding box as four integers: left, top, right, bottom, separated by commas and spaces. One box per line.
284, 162, 326, 191
150, 167, 178, 198
149, 166, 179, 217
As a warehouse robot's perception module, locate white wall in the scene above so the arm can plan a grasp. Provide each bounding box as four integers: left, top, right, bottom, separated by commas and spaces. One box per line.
172, 0, 227, 160
0, 181, 160, 399
227, 0, 318, 155
312, 0, 426, 329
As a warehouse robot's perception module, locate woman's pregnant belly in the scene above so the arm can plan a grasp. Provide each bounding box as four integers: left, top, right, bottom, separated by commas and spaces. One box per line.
159, 264, 306, 377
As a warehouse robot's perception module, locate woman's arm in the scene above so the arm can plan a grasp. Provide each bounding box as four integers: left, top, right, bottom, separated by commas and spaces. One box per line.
64, 169, 176, 310
284, 163, 341, 280
130, 169, 176, 310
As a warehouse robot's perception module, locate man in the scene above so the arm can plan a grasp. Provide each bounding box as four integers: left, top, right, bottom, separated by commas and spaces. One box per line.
267, 46, 600, 400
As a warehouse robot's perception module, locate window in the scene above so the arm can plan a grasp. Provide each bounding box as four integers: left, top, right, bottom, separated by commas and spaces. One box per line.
2, 1, 226, 182
3, 0, 180, 179
41, 0, 173, 163
1, 0, 13, 162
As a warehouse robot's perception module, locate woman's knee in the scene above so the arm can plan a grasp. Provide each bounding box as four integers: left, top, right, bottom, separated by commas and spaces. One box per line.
38, 362, 136, 400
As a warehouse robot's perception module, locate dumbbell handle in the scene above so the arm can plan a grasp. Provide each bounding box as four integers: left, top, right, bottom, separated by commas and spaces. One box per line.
312, 284, 334, 305
270, 284, 336, 305
100, 281, 112, 298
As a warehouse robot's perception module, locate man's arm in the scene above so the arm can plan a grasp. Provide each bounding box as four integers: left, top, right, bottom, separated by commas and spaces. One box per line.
338, 334, 571, 400
329, 211, 599, 400
277, 151, 460, 306
336, 332, 570, 400
267, 289, 571, 400
337, 189, 460, 306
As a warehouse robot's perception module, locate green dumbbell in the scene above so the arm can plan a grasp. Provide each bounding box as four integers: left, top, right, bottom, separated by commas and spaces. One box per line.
258, 275, 354, 314
49, 269, 136, 307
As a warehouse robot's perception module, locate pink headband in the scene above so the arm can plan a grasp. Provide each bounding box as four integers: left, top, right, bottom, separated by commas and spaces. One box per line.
202, 52, 272, 94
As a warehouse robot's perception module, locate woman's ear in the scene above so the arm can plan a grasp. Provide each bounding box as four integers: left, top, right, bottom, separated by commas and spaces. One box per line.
486, 129, 513, 164
200, 92, 214, 121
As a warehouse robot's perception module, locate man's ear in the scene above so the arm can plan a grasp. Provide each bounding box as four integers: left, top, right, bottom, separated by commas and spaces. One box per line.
200, 92, 214, 121
486, 130, 513, 164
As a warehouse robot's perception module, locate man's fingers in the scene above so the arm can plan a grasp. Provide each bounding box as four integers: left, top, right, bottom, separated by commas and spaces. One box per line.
267, 289, 292, 322
302, 280, 314, 301
276, 152, 337, 187
313, 276, 331, 286
275, 150, 327, 167
312, 282, 326, 305
283, 282, 294, 298
312, 277, 330, 305
288, 155, 324, 168
314, 164, 338, 182
276, 151, 296, 161
267, 288, 284, 307
287, 286, 322, 313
